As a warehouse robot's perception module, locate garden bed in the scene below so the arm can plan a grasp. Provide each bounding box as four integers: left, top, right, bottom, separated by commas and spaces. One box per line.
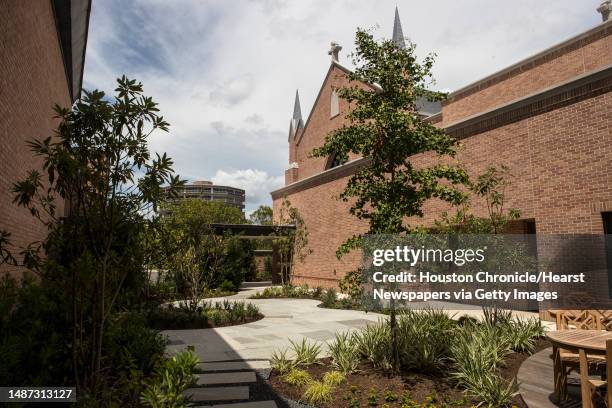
266, 308, 546, 407
270, 357, 472, 407
146, 300, 263, 330
270, 338, 551, 408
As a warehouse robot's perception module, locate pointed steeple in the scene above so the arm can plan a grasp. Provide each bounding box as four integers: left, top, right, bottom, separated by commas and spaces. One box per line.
289, 89, 303, 139
392, 7, 406, 49
292, 90, 302, 123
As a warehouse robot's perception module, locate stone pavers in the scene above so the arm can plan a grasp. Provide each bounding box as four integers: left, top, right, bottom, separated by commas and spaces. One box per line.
185, 386, 250, 402
212, 401, 277, 408
199, 360, 270, 371
166, 287, 550, 364
518, 347, 582, 408
196, 372, 256, 385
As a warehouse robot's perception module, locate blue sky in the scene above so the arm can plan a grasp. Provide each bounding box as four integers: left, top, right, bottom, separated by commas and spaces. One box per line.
83, 0, 602, 214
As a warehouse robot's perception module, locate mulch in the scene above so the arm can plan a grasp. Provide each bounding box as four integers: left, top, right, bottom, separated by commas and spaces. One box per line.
268, 338, 553, 408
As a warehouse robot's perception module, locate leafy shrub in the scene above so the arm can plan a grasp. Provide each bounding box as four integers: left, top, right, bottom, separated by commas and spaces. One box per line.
321, 288, 337, 308
327, 331, 360, 374
396, 309, 456, 372
352, 320, 392, 370
289, 338, 321, 367
219, 279, 237, 293
284, 368, 312, 387
339, 268, 363, 300
323, 370, 346, 386
246, 303, 260, 319
106, 312, 167, 375
271, 348, 294, 374
146, 301, 260, 330
303, 381, 333, 405
502, 317, 544, 353
140, 349, 199, 408
450, 323, 515, 407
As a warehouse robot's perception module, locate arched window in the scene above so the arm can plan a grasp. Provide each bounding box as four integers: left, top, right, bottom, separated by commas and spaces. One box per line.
330, 88, 339, 118
327, 152, 347, 169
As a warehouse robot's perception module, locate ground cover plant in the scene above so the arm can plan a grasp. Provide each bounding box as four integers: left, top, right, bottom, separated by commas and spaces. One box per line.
269, 308, 545, 408
146, 300, 262, 330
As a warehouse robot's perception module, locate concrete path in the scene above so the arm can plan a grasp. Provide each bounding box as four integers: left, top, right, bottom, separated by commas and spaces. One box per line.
165, 287, 384, 361
165, 284, 552, 362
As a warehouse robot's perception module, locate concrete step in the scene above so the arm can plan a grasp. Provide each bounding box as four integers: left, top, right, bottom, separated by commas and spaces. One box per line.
184, 386, 249, 402
196, 371, 256, 385
240, 281, 272, 289
199, 360, 270, 371
211, 401, 278, 408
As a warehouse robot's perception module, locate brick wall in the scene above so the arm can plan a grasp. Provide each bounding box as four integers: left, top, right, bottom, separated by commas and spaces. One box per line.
288, 64, 368, 183
0, 1, 70, 274
442, 21, 611, 125
274, 66, 612, 290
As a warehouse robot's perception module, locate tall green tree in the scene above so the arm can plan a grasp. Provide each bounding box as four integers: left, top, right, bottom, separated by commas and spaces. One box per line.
312, 29, 469, 254
250, 205, 273, 225
311, 29, 469, 371
11, 76, 184, 394
160, 200, 252, 302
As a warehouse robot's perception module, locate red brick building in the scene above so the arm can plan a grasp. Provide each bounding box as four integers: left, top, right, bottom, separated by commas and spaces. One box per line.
271, 7, 612, 289
0, 0, 91, 273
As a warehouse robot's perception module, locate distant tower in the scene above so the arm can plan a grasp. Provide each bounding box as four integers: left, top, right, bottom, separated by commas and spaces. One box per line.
392, 7, 406, 48
289, 89, 303, 139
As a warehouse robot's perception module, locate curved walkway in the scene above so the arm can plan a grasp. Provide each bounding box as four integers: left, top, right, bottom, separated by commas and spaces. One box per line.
164, 287, 385, 362
518, 348, 581, 408
165, 284, 552, 363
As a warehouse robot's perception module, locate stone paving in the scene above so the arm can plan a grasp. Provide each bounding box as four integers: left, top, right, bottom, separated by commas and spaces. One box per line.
166, 285, 552, 362
165, 287, 384, 361
168, 284, 553, 406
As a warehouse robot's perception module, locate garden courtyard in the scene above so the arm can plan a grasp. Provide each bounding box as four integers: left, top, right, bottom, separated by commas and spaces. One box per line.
163, 283, 595, 408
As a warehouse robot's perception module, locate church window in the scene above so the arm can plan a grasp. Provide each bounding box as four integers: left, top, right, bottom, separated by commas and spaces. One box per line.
330, 88, 339, 117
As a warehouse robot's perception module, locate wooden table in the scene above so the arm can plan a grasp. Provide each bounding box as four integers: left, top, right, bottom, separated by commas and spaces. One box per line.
547, 330, 612, 408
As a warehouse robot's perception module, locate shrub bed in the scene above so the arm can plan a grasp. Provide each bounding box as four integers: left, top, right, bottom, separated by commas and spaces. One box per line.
146, 300, 262, 330
269, 309, 546, 408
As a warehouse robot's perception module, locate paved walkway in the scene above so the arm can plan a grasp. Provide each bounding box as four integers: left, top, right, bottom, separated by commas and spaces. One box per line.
165, 286, 384, 361
518, 348, 582, 408
166, 285, 553, 362
166, 284, 554, 407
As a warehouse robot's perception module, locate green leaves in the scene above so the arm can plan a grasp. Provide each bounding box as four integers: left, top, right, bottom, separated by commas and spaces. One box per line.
311, 29, 469, 248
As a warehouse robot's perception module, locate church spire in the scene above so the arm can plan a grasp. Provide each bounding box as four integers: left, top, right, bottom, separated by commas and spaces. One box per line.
292, 89, 302, 123
392, 7, 406, 49
289, 89, 303, 139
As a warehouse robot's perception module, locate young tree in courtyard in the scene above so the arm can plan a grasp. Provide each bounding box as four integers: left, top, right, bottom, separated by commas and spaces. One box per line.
273, 198, 311, 286
11, 76, 184, 394
311, 30, 469, 371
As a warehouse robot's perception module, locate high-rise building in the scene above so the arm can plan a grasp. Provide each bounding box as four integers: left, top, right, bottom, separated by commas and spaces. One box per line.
164, 181, 246, 212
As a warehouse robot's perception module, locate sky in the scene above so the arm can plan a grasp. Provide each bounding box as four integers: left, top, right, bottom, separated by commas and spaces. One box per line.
83, 0, 603, 215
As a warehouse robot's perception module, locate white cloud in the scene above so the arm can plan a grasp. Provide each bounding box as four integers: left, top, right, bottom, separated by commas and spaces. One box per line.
209, 74, 256, 106
212, 169, 284, 213
83, 0, 602, 212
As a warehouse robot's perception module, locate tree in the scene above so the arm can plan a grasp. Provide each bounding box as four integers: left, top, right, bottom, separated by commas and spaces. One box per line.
11, 76, 184, 394
311, 30, 469, 371
273, 198, 311, 285
250, 205, 273, 225
434, 165, 520, 234
160, 200, 252, 299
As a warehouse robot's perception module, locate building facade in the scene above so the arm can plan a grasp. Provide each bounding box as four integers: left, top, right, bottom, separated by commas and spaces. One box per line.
0, 0, 90, 274
164, 181, 246, 212
271, 7, 612, 291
